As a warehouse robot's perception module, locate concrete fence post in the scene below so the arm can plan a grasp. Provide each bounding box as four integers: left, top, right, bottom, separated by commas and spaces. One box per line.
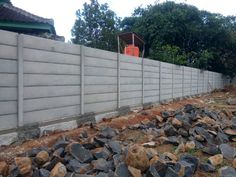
17, 34, 24, 127
172, 64, 174, 100
117, 53, 120, 109
159, 61, 162, 102
203, 71, 205, 93
221, 74, 223, 88
182, 66, 184, 98
207, 71, 209, 92
190, 67, 192, 95
213, 73, 215, 90
80, 45, 85, 115
197, 69, 199, 94
211, 72, 214, 90
142, 58, 144, 105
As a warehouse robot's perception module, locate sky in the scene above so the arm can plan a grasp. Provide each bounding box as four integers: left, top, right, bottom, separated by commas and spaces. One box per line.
11, 0, 236, 41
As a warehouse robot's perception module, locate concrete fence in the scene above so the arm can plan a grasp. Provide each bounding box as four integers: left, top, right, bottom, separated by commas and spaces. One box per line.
0, 30, 224, 134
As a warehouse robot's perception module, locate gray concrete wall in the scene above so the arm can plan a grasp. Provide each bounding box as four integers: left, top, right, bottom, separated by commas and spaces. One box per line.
84, 47, 118, 113
0, 30, 225, 133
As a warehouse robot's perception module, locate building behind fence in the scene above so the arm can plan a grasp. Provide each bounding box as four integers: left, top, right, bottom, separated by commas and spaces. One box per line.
0, 30, 225, 134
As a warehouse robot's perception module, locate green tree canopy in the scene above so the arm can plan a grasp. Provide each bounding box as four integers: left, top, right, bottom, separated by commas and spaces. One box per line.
71, 0, 120, 51
0, 0, 12, 5
121, 1, 236, 77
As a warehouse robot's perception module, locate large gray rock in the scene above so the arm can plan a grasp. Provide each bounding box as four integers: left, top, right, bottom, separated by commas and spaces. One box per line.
202, 145, 220, 155
100, 127, 117, 139
92, 147, 111, 160
106, 141, 122, 154
176, 161, 195, 177
164, 124, 177, 136
219, 166, 236, 177
199, 162, 215, 172
66, 159, 92, 174
216, 132, 229, 144
92, 158, 110, 173
179, 154, 199, 174
194, 126, 214, 144
146, 160, 167, 177
219, 144, 236, 160
114, 163, 130, 177
69, 143, 93, 163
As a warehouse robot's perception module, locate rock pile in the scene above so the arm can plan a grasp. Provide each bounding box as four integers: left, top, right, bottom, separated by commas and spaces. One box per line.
1, 104, 236, 177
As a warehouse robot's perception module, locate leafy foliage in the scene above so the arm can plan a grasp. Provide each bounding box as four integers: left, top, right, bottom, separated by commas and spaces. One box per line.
71, 0, 120, 52
0, 0, 12, 4
121, 1, 236, 77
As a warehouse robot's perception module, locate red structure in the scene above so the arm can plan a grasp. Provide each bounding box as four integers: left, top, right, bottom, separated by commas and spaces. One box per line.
118, 32, 145, 58
124, 45, 139, 57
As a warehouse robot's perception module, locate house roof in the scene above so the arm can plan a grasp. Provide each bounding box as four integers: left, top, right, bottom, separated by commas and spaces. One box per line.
0, 3, 54, 25
0, 2, 56, 34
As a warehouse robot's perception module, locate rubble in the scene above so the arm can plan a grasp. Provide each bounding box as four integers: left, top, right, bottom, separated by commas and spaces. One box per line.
219, 143, 236, 160
208, 154, 223, 166
226, 98, 236, 105
125, 144, 149, 172
14, 157, 32, 176
218, 166, 236, 177
1, 102, 236, 177
35, 150, 50, 165
0, 161, 8, 176
50, 162, 67, 177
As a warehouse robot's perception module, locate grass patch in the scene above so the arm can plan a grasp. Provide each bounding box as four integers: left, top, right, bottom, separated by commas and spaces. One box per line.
201, 156, 209, 163
187, 148, 199, 156
171, 145, 178, 153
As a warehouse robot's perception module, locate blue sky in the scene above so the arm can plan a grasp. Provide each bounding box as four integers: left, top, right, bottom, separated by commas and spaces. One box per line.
11, 0, 236, 41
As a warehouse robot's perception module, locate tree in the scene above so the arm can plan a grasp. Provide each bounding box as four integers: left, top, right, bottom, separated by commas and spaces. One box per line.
0, 0, 12, 4
71, 0, 120, 52
121, 1, 236, 77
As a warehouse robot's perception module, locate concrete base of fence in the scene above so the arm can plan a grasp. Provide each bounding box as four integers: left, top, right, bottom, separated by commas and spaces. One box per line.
77, 112, 96, 126
0, 110, 121, 146
95, 111, 118, 122
40, 120, 78, 136
18, 123, 40, 141
0, 132, 18, 146
143, 102, 154, 110
117, 106, 131, 116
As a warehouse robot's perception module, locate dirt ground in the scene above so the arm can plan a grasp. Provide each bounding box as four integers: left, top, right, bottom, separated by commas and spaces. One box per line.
0, 85, 236, 177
